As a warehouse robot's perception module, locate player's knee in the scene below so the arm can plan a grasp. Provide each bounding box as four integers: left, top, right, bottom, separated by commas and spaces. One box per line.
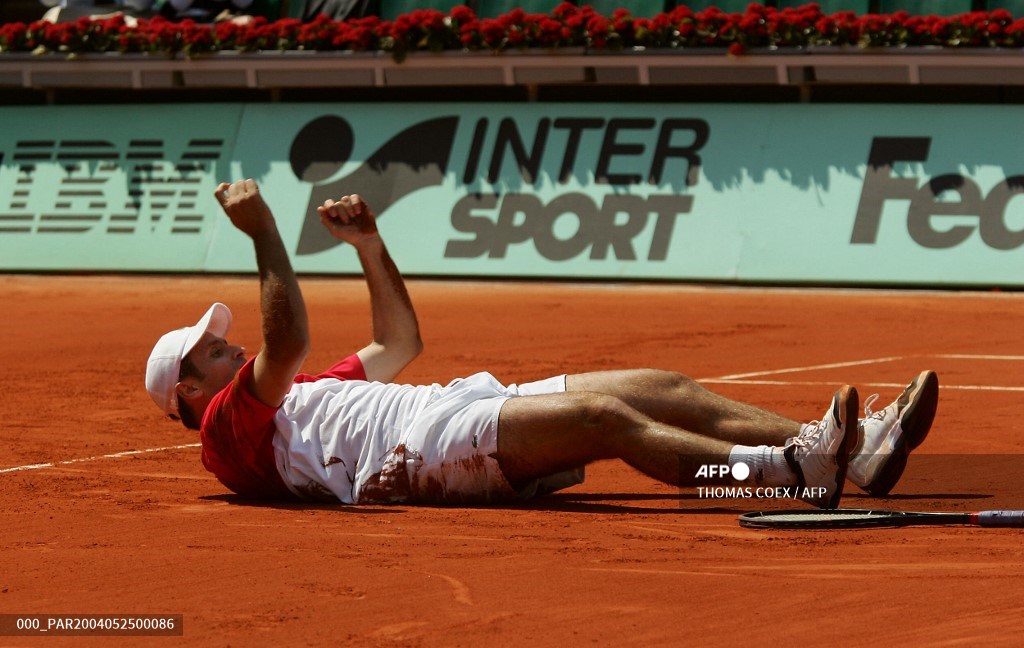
640, 369, 702, 396
572, 392, 638, 435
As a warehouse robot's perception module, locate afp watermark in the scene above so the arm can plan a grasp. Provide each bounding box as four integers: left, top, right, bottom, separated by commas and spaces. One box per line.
693, 462, 827, 502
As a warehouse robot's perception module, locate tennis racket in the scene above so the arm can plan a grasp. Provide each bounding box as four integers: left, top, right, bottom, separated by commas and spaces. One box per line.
738, 509, 1024, 529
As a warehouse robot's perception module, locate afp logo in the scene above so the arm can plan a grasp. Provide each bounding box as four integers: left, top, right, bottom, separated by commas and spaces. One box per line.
695, 462, 750, 481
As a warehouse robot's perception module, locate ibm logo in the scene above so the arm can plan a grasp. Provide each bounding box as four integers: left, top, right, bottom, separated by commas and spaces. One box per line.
0, 139, 225, 236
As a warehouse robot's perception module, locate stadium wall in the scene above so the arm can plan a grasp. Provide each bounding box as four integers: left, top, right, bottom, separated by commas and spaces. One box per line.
2, 51, 1023, 287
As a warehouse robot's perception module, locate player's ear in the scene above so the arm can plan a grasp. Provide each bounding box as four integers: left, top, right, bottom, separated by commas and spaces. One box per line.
175, 381, 202, 403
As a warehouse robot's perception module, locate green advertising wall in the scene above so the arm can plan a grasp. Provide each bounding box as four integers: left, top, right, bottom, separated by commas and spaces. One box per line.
1, 103, 1022, 286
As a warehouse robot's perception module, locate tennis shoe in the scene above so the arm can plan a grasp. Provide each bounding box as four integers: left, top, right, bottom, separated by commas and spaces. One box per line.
784, 385, 859, 509
848, 370, 939, 496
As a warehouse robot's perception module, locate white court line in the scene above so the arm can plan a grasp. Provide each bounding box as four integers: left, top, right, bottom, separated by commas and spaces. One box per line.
708, 356, 905, 381
0, 443, 200, 475
700, 379, 1024, 392
936, 354, 1024, 361
702, 379, 908, 388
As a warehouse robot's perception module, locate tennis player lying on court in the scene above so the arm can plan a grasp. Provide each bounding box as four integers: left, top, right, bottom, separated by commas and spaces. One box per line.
145, 179, 939, 509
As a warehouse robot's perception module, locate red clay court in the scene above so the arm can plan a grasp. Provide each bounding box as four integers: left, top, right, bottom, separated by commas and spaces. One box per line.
2, 274, 1023, 646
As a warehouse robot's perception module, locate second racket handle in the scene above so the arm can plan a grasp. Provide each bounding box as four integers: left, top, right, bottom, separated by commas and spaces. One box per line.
976, 510, 1024, 527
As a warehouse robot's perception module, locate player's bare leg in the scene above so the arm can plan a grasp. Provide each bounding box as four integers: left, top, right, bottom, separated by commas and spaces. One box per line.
494, 391, 733, 489
495, 386, 858, 509
566, 370, 800, 446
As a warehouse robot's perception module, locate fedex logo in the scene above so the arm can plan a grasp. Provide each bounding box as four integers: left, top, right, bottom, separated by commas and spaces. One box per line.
852, 137, 1024, 250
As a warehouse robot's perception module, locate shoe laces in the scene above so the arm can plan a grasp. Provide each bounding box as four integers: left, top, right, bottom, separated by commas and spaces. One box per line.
862, 393, 883, 420
788, 419, 826, 449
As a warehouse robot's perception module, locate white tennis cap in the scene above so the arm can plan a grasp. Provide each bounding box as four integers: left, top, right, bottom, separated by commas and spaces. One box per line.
145, 302, 232, 419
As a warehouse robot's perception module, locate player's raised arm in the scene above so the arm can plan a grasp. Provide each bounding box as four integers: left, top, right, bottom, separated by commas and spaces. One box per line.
318, 195, 422, 383
215, 179, 310, 406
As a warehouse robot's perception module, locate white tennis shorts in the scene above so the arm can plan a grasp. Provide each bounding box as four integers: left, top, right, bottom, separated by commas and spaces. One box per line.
371, 372, 585, 505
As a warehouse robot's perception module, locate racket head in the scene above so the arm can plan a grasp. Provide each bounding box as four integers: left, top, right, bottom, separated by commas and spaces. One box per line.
738, 509, 969, 529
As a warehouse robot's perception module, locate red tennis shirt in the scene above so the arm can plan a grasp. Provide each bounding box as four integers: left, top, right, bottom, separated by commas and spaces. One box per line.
199, 354, 367, 499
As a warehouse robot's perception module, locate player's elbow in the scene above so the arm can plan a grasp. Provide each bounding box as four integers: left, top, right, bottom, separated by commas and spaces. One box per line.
367, 330, 422, 374
395, 334, 423, 366
290, 327, 312, 359
295, 339, 313, 362
382, 328, 423, 361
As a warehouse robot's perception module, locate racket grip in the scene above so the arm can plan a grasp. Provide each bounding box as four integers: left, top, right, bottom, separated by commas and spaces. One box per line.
975, 510, 1024, 527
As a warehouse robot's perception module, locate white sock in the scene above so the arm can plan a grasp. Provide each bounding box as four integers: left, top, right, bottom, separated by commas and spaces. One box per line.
728, 444, 797, 486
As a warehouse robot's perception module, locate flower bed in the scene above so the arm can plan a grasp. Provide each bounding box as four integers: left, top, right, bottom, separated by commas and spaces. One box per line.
2, 2, 1024, 60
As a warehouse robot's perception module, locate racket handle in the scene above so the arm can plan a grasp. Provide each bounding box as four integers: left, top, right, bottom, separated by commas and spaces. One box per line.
975, 510, 1024, 527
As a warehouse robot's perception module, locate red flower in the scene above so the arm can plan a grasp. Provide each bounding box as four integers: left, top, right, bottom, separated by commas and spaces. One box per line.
5, 4, 1024, 59
498, 8, 525, 29
0, 22, 28, 51
450, 5, 475, 23
551, 2, 576, 20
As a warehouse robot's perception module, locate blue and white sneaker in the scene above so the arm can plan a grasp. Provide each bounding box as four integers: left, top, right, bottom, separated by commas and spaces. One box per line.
848, 370, 939, 496
785, 385, 859, 509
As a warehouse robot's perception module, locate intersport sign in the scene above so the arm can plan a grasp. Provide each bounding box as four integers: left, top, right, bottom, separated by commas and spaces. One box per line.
285, 112, 706, 264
